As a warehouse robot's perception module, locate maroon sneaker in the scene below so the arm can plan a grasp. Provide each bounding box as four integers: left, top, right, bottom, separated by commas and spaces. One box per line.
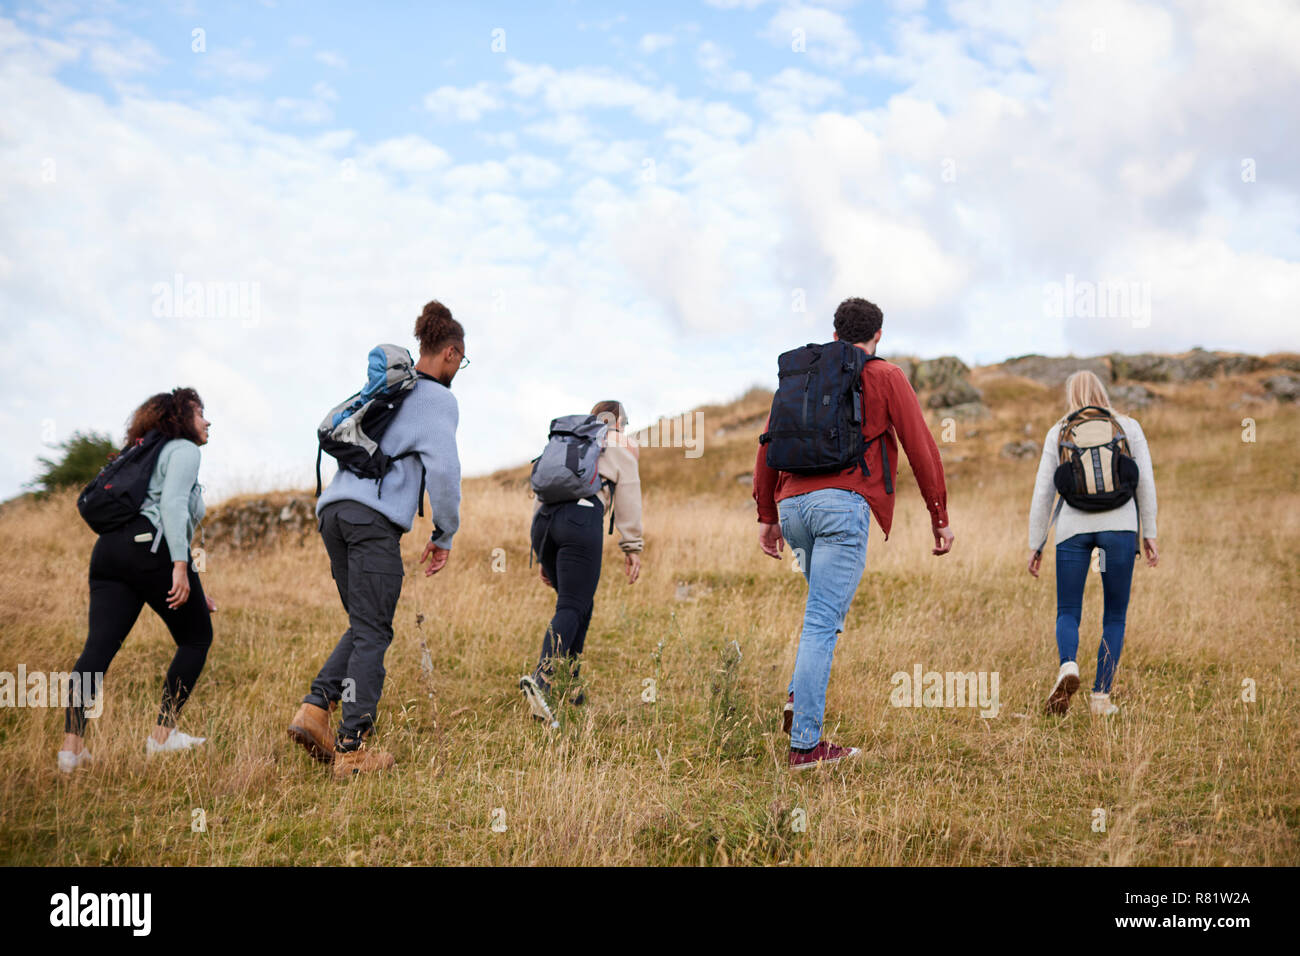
782, 693, 793, 735
788, 740, 860, 771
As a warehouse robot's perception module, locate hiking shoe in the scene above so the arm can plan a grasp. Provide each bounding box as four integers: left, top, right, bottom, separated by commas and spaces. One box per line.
782, 693, 793, 735
1045, 661, 1080, 715
1090, 692, 1119, 716
146, 728, 206, 756
519, 675, 558, 728
57, 749, 92, 774
288, 702, 335, 763
788, 740, 860, 771
331, 747, 395, 779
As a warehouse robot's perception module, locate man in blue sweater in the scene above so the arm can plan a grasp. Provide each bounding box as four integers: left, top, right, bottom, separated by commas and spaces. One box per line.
289, 301, 465, 777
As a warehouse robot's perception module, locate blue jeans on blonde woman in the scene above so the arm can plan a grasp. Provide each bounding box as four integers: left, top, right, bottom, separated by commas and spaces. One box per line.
1055, 531, 1137, 693
778, 488, 870, 750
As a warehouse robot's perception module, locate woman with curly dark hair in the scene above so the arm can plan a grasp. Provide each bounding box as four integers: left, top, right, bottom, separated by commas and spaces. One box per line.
58, 387, 215, 773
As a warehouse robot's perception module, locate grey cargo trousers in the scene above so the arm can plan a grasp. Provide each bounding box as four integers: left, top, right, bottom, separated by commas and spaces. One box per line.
304, 500, 405, 744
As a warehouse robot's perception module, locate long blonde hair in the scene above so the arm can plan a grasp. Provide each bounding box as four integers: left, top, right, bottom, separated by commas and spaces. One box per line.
1064, 370, 1112, 414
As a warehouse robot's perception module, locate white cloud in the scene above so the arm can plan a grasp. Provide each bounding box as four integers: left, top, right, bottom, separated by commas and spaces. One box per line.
755, 67, 844, 115
639, 33, 675, 54
313, 49, 346, 69
506, 61, 681, 123
360, 135, 451, 173
423, 82, 502, 121
523, 112, 592, 144
697, 40, 753, 92
762, 2, 862, 68
196, 47, 272, 83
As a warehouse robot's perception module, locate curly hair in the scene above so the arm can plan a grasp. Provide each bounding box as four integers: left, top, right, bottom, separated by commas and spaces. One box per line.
415, 300, 465, 356
833, 297, 884, 344
125, 387, 204, 445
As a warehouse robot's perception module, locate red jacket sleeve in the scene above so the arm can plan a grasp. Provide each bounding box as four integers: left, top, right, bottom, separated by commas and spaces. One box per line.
752, 415, 779, 523
884, 367, 950, 530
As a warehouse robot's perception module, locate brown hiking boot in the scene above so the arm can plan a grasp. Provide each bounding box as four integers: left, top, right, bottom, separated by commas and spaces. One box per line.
288, 702, 335, 763
331, 747, 395, 779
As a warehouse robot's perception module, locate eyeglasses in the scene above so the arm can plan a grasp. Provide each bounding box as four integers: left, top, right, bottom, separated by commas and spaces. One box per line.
452, 346, 470, 370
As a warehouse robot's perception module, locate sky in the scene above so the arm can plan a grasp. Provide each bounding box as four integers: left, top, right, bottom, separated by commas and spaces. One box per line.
1, 0, 1297, 502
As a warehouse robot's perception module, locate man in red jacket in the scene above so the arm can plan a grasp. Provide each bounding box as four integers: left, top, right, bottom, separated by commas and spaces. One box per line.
753, 297, 955, 769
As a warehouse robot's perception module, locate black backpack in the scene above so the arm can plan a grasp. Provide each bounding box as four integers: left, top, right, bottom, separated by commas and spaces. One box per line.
76, 430, 169, 534
759, 341, 893, 491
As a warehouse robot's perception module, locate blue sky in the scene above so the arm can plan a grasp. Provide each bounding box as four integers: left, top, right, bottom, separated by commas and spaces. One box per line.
2, 0, 1297, 501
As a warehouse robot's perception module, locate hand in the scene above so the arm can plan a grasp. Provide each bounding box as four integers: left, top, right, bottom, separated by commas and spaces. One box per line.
758, 522, 784, 559
420, 540, 450, 576
932, 526, 954, 556
1143, 537, 1159, 568
539, 566, 554, 588
1027, 550, 1042, 578
205, 595, 218, 613
166, 562, 191, 609
624, 551, 641, 584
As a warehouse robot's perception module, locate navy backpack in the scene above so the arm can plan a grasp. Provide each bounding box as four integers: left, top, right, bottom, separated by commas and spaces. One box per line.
759, 341, 893, 492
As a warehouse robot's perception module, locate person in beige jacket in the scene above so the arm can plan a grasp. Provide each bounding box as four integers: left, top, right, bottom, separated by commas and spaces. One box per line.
519, 401, 643, 723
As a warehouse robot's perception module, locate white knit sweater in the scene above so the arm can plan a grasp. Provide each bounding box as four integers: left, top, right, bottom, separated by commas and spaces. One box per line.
1027, 412, 1158, 551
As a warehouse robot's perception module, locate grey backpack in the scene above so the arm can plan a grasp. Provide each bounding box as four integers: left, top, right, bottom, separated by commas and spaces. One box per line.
530, 414, 609, 505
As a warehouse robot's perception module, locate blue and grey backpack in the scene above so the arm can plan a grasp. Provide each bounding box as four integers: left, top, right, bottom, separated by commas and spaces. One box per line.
530, 414, 609, 506
315, 344, 427, 515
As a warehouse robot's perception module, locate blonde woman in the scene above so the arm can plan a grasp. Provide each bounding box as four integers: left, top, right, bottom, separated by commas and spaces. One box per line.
1027, 370, 1158, 716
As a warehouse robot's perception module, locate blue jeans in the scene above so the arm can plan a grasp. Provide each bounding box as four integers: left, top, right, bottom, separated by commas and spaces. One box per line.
778, 488, 870, 750
1055, 531, 1137, 694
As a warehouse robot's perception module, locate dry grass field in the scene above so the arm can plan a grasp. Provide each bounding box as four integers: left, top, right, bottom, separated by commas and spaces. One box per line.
1, 364, 1297, 866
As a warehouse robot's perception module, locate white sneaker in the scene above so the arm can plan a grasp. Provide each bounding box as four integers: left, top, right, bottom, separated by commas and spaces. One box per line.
1090, 692, 1119, 716
519, 676, 558, 728
57, 749, 93, 774
146, 728, 207, 756
1045, 661, 1080, 715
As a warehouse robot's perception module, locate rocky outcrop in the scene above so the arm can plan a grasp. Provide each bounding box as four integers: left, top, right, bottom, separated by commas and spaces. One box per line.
925, 379, 983, 410
1263, 374, 1300, 403
1110, 348, 1266, 383
1000, 354, 1110, 388
887, 356, 917, 385
992, 348, 1279, 387
894, 355, 990, 419
913, 356, 970, 392
1109, 383, 1157, 411
204, 494, 317, 551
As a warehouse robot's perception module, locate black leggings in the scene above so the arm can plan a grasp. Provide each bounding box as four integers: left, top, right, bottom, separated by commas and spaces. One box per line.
65, 515, 213, 735
530, 499, 604, 681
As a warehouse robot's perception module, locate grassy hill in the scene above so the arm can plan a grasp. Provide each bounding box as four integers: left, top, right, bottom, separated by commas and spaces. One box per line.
1, 355, 1297, 865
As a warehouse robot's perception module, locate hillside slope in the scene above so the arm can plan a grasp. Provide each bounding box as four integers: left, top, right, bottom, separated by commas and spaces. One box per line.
1, 351, 1296, 866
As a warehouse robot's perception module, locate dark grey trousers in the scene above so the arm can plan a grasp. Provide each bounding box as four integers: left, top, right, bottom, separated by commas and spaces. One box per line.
304, 500, 405, 743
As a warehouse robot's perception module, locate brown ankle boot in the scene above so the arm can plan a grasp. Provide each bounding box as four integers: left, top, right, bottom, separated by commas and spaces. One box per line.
332, 746, 395, 779
288, 702, 335, 763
